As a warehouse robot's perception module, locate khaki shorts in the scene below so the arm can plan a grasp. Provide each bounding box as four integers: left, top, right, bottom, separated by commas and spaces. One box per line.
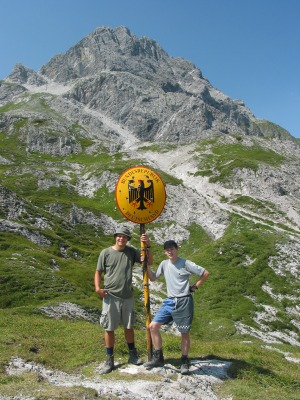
99, 294, 135, 331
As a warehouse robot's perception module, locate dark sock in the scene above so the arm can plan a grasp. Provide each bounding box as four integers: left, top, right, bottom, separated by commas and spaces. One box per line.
106, 347, 114, 356
127, 342, 135, 350
181, 355, 188, 361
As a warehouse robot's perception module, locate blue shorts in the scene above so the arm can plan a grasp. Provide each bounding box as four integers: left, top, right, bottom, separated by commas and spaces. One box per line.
153, 295, 194, 333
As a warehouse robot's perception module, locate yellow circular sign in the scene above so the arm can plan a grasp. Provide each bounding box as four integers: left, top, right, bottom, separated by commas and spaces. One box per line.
115, 166, 166, 224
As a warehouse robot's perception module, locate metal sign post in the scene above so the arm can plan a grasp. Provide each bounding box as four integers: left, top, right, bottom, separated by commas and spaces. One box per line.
115, 166, 166, 360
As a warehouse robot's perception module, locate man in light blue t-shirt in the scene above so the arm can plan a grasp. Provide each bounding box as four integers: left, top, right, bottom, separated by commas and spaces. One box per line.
144, 240, 209, 374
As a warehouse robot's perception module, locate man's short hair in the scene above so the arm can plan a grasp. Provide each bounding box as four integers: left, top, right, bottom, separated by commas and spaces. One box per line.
163, 240, 178, 249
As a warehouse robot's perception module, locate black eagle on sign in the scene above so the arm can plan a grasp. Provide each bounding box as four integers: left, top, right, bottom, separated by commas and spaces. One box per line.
128, 176, 154, 210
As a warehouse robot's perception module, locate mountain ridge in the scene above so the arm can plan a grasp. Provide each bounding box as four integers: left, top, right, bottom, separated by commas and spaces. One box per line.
5, 25, 294, 143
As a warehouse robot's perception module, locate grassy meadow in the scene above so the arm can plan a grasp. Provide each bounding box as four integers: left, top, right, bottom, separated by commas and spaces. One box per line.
0, 222, 299, 399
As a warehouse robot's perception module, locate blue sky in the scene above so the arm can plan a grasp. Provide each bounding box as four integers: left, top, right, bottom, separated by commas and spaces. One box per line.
1, 0, 299, 138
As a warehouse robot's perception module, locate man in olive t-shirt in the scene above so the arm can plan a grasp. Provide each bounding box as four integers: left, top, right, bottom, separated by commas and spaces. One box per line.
94, 225, 152, 374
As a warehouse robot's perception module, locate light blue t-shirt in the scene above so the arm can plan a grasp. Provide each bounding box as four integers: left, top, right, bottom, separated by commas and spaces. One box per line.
154, 257, 205, 297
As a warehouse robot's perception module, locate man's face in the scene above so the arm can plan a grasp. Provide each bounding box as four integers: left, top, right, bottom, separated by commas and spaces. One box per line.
115, 234, 129, 247
164, 246, 178, 260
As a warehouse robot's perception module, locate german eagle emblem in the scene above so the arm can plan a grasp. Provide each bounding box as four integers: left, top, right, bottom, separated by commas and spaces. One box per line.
127, 176, 154, 210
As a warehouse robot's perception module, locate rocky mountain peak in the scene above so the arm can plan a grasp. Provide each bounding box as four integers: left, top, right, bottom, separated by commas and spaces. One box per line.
39, 25, 168, 83
4, 25, 293, 143
6, 63, 47, 86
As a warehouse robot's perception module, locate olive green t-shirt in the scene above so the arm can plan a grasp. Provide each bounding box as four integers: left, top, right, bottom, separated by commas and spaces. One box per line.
96, 246, 141, 298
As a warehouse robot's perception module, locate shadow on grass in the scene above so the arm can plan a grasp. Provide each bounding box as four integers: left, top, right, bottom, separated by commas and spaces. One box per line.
162, 355, 231, 378
194, 354, 300, 391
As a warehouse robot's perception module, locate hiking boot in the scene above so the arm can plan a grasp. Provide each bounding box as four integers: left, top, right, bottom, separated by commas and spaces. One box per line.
143, 349, 164, 369
99, 354, 114, 374
128, 348, 143, 365
180, 357, 190, 375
